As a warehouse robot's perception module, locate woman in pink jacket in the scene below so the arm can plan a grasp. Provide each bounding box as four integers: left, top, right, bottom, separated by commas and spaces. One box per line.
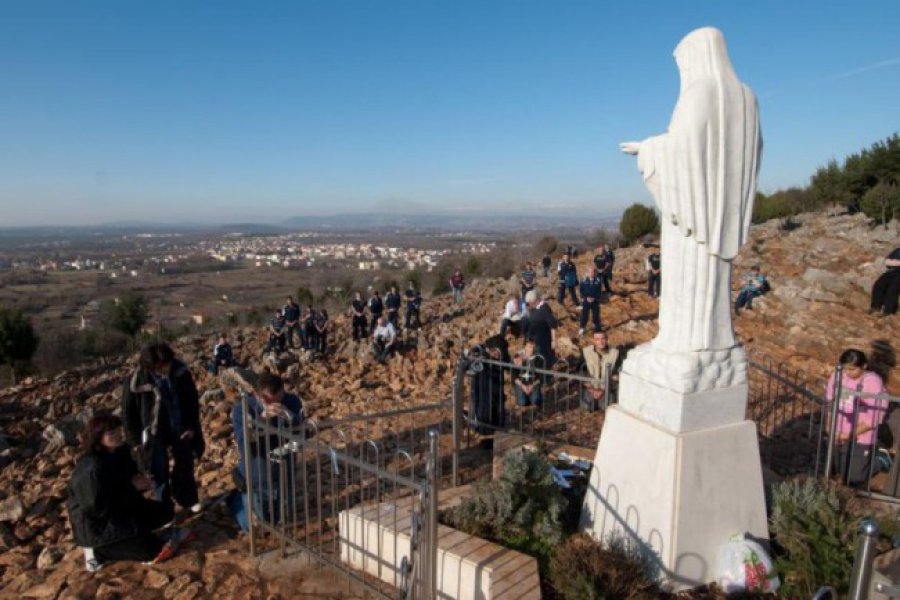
826, 348, 889, 485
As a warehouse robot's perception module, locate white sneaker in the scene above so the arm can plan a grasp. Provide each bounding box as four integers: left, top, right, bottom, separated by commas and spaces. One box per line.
84, 548, 102, 572
578, 328, 585, 336
190, 502, 203, 514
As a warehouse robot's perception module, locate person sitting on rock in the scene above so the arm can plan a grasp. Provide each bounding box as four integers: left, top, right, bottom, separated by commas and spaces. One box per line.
579, 331, 621, 409
122, 342, 204, 513
264, 310, 287, 355
826, 348, 889, 486
514, 368, 543, 408
371, 314, 398, 364
385, 285, 402, 330
228, 370, 303, 532
350, 291, 368, 341
404, 282, 422, 330
67, 412, 178, 571
870, 247, 900, 317
734, 265, 769, 314
208, 333, 236, 375
499, 294, 526, 338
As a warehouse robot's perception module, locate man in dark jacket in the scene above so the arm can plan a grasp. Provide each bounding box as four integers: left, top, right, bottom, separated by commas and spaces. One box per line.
556, 254, 579, 306
404, 282, 422, 330
282, 296, 301, 349
468, 334, 510, 449
368, 290, 384, 332
385, 285, 402, 330
579, 266, 603, 335
350, 291, 368, 340
208, 333, 236, 375
122, 342, 204, 511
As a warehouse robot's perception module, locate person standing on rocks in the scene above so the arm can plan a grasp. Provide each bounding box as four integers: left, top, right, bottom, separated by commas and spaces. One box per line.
67, 412, 178, 571
385, 285, 402, 330
525, 290, 558, 367
350, 291, 368, 340
541, 253, 552, 278
302, 304, 317, 351
450, 268, 465, 304
579, 265, 603, 335
368, 290, 384, 332
404, 281, 422, 330
122, 342, 204, 513
520, 261, 537, 301
556, 253, 579, 306
282, 296, 301, 349
314, 309, 329, 355
593, 244, 615, 296
646, 250, 661, 298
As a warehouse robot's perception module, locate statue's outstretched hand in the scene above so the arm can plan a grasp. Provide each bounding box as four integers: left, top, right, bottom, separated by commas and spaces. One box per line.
620, 141, 641, 155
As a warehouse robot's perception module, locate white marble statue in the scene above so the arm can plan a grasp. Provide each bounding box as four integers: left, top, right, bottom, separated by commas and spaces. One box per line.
620, 27, 762, 393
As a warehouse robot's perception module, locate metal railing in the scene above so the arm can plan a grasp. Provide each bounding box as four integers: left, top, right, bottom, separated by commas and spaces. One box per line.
449, 350, 614, 461
238, 392, 445, 599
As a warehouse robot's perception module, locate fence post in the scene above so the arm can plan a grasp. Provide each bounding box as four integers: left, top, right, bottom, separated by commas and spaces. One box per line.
823, 364, 843, 480
848, 519, 879, 600
603, 362, 612, 409
451, 357, 466, 487
240, 392, 256, 556
423, 429, 440, 600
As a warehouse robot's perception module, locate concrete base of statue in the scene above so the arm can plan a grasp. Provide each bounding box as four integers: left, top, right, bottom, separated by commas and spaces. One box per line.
580, 369, 769, 591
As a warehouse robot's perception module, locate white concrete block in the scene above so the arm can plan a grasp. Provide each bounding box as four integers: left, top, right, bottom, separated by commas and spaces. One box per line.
618, 370, 747, 433
581, 406, 768, 590
340, 497, 541, 599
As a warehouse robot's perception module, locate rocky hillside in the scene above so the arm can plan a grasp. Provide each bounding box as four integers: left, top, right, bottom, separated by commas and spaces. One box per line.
0, 209, 898, 599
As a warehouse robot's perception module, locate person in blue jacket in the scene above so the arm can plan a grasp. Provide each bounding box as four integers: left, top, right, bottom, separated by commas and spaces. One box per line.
228, 370, 303, 532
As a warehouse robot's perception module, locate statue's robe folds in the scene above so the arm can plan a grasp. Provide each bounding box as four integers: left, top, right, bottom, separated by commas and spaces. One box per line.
637, 68, 761, 353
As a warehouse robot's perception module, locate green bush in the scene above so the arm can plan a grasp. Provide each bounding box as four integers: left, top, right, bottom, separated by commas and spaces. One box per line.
860, 181, 900, 227
102, 292, 149, 338
549, 534, 659, 600
0, 306, 40, 383
441, 450, 567, 552
769, 477, 856, 598
534, 235, 559, 257
619, 204, 659, 246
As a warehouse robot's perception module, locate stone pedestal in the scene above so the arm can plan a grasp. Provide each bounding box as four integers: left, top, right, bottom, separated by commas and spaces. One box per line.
580, 370, 769, 590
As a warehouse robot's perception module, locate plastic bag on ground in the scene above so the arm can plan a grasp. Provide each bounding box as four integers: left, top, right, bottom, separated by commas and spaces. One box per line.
716, 533, 780, 594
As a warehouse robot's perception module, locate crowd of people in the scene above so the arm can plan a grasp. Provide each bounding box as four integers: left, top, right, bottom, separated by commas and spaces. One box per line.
62, 239, 898, 574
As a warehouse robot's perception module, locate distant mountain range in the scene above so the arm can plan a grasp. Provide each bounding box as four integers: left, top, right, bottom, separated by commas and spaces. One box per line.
0, 209, 620, 236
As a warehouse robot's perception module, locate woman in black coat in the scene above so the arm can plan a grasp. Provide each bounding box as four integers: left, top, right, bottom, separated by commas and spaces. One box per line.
67, 413, 174, 570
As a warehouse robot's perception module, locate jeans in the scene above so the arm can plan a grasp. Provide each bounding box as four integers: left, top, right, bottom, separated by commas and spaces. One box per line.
351, 316, 367, 340
516, 385, 543, 407
285, 325, 300, 348
647, 273, 661, 297
600, 273, 613, 294
735, 287, 760, 310
579, 301, 601, 331
452, 287, 463, 303
405, 309, 421, 329
150, 438, 198, 509
557, 284, 578, 305
373, 341, 393, 364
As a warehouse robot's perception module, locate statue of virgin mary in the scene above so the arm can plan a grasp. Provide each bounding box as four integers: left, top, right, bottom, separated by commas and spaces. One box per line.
620, 27, 762, 392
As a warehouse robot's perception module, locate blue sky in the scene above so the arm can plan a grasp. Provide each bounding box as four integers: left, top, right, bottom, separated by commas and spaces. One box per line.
1, 1, 898, 226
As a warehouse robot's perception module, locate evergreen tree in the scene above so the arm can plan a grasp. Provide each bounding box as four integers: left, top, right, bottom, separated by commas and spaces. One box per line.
103, 292, 149, 338
619, 203, 660, 246
0, 307, 40, 383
